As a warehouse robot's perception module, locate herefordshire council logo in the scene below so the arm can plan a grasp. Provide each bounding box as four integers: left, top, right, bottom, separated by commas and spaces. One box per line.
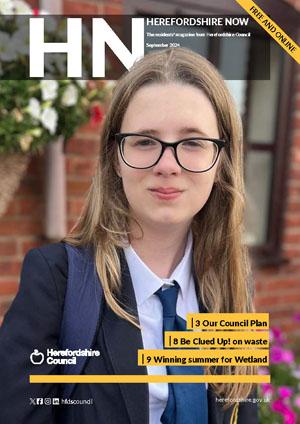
30, 349, 45, 365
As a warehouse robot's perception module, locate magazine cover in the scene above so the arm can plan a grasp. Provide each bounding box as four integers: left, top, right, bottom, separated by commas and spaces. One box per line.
0, 0, 299, 423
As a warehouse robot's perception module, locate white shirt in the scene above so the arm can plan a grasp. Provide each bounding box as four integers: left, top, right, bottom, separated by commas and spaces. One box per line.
124, 232, 206, 424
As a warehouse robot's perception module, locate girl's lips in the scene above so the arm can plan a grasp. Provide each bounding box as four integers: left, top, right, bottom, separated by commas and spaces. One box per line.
149, 188, 183, 200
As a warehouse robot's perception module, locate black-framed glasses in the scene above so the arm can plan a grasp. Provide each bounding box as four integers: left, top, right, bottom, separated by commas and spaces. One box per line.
115, 133, 226, 173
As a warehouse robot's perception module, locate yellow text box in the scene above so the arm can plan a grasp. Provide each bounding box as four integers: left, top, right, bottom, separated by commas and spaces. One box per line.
186, 313, 269, 330
165, 331, 269, 348
235, 0, 300, 64
30, 374, 271, 384
138, 349, 269, 366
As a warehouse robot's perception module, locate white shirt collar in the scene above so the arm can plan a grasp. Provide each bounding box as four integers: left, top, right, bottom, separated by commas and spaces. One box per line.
124, 232, 193, 306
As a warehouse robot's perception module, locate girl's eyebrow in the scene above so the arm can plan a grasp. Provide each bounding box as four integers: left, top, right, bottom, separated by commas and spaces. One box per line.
133, 127, 210, 138
134, 129, 159, 136
179, 127, 210, 138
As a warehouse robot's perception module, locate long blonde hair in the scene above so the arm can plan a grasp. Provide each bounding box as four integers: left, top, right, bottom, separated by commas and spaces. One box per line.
64, 47, 256, 407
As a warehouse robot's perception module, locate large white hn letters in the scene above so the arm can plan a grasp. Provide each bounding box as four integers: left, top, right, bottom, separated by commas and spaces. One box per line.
29, 17, 145, 78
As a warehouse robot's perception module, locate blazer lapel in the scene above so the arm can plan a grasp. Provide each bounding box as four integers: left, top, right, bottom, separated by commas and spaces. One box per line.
59, 244, 103, 399
102, 250, 149, 424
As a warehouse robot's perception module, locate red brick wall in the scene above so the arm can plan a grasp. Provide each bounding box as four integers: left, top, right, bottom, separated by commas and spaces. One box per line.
63, 0, 122, 15
254, 65, 300, 345
0, 120, 101, 323
0, 156, 44, 319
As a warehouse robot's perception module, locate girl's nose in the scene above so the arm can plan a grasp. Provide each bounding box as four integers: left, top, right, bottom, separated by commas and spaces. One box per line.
152, 146, 182, 175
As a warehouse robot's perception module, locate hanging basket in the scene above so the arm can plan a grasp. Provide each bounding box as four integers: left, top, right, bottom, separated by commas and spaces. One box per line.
0, 154, 30, 218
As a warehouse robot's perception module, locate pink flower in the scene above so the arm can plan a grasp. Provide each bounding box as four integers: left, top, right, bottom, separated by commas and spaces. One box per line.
282, 349, 295, 364
272, 398, 287, 413
261, 383, 274, 396
271, 346, 295, 364
278, 386, 293, 399
271, 399, 296, 424
271, 346, 285, 363
283, 409, 297, 424
294, 395, 300, 408
270, 327, 286, 344
258, 366, 269, 375
293, 312, 300, 322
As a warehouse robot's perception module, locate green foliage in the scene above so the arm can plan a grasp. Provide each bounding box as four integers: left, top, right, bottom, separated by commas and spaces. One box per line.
0, 79, 106, 153
0, 4, 106, 154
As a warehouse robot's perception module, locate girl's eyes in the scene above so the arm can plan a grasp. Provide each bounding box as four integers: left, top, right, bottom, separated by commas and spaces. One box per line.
134, 139, 157, 147
181, 140, 206, 149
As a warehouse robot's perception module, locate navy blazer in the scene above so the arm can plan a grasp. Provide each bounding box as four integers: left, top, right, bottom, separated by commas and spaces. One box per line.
0, 242, 258, 424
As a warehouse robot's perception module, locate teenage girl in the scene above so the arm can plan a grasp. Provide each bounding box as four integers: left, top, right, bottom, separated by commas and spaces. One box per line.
0, 47, 258, 424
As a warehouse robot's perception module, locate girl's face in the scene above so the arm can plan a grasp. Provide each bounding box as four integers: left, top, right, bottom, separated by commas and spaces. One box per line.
117, 82, 221, 232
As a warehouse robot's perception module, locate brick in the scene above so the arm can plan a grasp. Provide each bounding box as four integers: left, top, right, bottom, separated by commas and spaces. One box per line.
15, 178, 43, 196
76, 120, 101, 135
283, 251, 300, 261
21, 239, 44, 255
65, 138, 99, 156
0, 296, 14, 318
0, 240, 18, 256
295, 97, 300, 110
264, 279, 300, 291
67, 199, 85, 216
102, 0, 123, 3
103, 5, 123, 14
26, 156, 43, 176
283, 233, 300, 244
255, 292, 300, 308
0, 220, 42, 236
287, 195, 300, 205
268, 310, 296, 320
254, 295, 280, 308
288, 179, 300, 190
67, 219, 78, 232
286, 202, 300, 213
0, 281, 19, 295
293, 116, 300, 130
288, 168, 300, 179
291, 147, 300, 163
3, 199, 19, 216
66, 157, 98, 178
287, 186, 300, 197
276, 261, 300, 274
67, 179, 91, 196
284, 216, 300, 227
293, 133, 300, 147
0, 261, 21, 276
63, 0, 99, 14
279, 322, 300, 334
254, 268, 278, 279
18, 198, 42, 216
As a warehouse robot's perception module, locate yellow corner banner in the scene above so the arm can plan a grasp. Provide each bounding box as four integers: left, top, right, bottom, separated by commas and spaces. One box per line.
235, 0, 300, 64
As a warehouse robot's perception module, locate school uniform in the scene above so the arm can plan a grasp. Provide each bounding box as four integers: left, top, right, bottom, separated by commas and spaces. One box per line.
0, 241, 258, 424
